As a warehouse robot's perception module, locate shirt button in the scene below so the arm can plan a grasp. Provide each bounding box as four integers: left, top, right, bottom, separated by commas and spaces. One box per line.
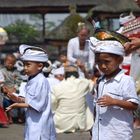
99, 117, 102, 121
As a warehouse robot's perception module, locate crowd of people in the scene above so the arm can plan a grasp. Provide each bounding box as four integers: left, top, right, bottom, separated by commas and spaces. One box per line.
0, 1, 140, 140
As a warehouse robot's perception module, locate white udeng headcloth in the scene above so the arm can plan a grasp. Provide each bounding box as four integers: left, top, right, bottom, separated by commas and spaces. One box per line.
19, 44, 48, 62
95, 40, 125, 56
51, 67, 65, 75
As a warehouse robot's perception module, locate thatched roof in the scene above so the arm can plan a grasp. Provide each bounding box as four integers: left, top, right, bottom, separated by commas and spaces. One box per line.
0, 0, 138, 14
0, 0, 98, 7
91, 0, 140, 13
46, 13, 85, 40
0, 0, 97, 13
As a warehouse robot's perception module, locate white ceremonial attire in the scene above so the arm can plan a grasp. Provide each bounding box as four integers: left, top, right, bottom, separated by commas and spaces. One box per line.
47, 77, 60, 92
18, 82, 27, 97
130, 50, 140, 81
47, 77, 61, 113
51, 76, 94, 133
86, 92, 94, 114
92, 71, 139, 140
25, 73, 56, 140
67, 37, 95, 71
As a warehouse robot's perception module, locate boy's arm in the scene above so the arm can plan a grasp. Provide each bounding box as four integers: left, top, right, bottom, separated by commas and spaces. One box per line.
6, 103, 29, 112
2, 86, 25, 103
97, 95, 138, 110
7, 92, 25, 103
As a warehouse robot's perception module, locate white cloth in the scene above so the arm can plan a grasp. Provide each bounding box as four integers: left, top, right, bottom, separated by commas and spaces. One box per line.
130, 51, 140, 92
130, 51, 140, 81
47, 77, 61, 92
92, 70, 139, 140
119, 12, 135, 25
25, 73, 56, 140
95, 40, 125, 56
51, 67, 65, 75
19, 44, 48, 62
18, 82, 27, 97
67, 37, 95, 70
86, 92, 94, 114
0, 71, 4, 82
47, 77, 61, 113
12, 82, 27, 98
51, 76, 94, 133
89, 37, 99, 52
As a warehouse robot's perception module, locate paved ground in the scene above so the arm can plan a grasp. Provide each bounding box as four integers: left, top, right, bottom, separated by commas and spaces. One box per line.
0, 124, 140, 140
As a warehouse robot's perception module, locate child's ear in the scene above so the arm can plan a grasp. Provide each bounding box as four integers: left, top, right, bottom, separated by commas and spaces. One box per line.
118, 56, 123, 64
38, 63, 44, 70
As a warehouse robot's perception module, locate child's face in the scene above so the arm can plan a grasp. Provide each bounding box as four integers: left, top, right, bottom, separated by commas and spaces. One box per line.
59, 55, 67, 63
95, 53, 123, 77
23, 61, 43, 76
5, 56, 16, 70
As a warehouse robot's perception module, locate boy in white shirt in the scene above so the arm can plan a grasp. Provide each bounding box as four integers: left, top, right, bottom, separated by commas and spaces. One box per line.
6, 45, 56, 140
92, 40, 139, 140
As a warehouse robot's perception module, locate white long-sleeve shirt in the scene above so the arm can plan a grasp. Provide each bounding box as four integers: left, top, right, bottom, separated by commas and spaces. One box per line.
67, 37, 95, 70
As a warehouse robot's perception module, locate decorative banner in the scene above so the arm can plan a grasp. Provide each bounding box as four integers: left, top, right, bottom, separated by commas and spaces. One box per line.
122, 17, 140, 38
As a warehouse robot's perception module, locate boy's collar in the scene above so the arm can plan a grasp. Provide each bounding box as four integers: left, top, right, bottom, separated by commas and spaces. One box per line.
102, 70, 124, 82
113, 70, 124, 82
28, 70, 42, 81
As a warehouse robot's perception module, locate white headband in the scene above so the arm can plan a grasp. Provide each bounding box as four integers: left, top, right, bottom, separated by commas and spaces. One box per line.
19, 44, 48, 62
119, 12, 135, 25
95, 40, 125, 56
51, 67, 65, 75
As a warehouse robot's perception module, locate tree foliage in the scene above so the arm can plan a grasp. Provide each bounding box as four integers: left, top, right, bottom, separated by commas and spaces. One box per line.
4, 20, 40, 43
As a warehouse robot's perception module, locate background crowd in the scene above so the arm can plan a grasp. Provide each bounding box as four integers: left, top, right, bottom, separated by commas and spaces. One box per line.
0, 1, 140, 140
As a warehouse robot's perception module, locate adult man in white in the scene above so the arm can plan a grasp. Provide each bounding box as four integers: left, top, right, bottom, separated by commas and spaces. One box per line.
51, 65, 94, 133
47, 67, 65, 92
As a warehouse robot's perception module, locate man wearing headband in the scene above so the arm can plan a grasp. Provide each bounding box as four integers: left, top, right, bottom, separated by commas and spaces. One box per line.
6, 44, 56, 140
51, 65, 94, 133
92, 40, 139, 140
47, 66, 65, 92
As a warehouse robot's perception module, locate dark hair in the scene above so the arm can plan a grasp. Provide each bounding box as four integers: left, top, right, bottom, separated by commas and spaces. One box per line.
59, 50, 67, 56
65, 71, 79, 79
5, 54, 16, 60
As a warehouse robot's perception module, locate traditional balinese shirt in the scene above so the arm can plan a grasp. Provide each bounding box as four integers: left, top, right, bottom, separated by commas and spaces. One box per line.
52, 76, 94, 133
92, 70, 139, 140
25, 73, 56, 140
67, 37, 95, 71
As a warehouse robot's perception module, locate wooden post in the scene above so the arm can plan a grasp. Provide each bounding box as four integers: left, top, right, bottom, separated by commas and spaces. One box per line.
42, 14, 45, 41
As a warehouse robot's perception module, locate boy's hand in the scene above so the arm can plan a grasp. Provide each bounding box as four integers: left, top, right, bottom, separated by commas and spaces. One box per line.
6, 103, 18, 112
97, 95, 115, 107
6, 106, 12, 112
7, 93, 19, 102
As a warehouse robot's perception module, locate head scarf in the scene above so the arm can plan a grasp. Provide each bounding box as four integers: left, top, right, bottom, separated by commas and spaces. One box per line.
95, 40, 125, 56
51, 67, 65, 75
19, 44, 48, 62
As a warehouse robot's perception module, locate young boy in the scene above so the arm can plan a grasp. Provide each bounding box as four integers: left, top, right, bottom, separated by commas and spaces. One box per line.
92, 40, 139, 140
0, 54, 21, 124
6, 45, 56, 140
